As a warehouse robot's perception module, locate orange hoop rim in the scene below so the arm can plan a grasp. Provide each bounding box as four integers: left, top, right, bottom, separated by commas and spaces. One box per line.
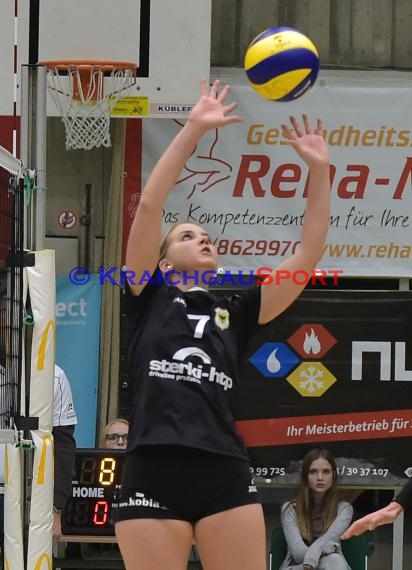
39, 59, 137, 73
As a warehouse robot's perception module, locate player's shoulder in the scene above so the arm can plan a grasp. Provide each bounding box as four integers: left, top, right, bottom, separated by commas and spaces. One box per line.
54, 363, 64, 376
124, 279, 167, 315
220, 284, 262, 319
54, 364, 68, 382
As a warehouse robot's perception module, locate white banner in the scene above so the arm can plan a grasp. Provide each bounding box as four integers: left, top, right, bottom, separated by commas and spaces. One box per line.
142, 71, 412, 277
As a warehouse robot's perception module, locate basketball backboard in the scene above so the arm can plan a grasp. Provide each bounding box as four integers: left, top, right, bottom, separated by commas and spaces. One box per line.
0, 0, 211, 118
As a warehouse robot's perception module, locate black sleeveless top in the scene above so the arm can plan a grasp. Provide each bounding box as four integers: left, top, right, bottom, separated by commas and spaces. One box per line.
125, 281, 262, 460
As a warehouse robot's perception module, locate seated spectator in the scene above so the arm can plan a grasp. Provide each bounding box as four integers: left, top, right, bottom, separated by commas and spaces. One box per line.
280, 448, 353, 570
101, 418, 129, 449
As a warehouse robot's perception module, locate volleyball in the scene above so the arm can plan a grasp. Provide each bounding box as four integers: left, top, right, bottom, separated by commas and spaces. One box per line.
244, 26, 320, 102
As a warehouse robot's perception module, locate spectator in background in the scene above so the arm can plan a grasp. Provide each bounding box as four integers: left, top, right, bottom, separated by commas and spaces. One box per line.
52, 364, 77, 539
101, 418, 129, 449
280, 448, 353, 570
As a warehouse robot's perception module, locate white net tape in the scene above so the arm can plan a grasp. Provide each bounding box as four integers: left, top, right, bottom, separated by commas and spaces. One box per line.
45, 64, 136, 151
0, 145, 24, 177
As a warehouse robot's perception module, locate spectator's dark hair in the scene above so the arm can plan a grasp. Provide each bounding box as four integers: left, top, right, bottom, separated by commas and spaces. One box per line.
293, 448, 339, 543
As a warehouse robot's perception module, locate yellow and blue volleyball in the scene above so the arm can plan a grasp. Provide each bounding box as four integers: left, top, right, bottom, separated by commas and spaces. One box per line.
244, 26, 320, 102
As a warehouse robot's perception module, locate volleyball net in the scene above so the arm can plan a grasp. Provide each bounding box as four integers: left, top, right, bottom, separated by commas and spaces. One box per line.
0, 145, 24, 442
1, 142, 56, 570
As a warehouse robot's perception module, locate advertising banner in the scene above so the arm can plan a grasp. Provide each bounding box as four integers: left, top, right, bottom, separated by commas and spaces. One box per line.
56, 274, 101, 447
235, 290, 412, 488
142, 72, 412, 277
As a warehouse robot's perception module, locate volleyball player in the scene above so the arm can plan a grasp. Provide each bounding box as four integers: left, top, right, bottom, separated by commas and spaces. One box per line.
115, 79, 331, 570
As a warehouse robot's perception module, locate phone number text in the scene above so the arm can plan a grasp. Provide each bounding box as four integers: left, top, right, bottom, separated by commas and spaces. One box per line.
212, 239, 301, 256
337, 466, 389, 477
250, 466, 286, 476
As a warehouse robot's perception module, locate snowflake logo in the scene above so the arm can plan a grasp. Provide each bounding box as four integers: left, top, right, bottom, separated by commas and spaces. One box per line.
287, 362, 336, 397
299, 365, 324, 393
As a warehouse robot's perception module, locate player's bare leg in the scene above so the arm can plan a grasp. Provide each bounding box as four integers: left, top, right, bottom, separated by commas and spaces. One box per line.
194, 504, 266, 570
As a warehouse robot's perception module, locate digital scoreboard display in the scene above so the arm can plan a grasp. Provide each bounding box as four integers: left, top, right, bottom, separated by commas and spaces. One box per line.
62, 449, 126, 536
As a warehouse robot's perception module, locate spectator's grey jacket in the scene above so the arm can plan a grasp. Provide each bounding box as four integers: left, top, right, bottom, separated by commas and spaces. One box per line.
280, 500, 353, 569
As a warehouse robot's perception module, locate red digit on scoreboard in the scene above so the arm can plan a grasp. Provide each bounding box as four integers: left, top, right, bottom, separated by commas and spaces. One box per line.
93, 500, 109, 525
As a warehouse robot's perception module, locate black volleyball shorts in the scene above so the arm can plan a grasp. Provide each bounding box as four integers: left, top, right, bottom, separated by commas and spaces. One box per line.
114, 445, 259, 524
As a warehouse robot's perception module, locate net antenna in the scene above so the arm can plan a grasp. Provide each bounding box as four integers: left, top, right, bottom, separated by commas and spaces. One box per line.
39, 60, 137, 151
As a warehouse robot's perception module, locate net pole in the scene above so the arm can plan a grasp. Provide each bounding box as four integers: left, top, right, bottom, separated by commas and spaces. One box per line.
34, 65, 47, 251
20, 64, 31, 250
12, 0, 19, 156
18, 63, 41, 570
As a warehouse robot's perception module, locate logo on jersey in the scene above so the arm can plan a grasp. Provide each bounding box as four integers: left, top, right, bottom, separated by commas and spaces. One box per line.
118, 491, 168, 510
214, 308, 230, 331
173, 347, 211, 363
149, 346, 233, 391
172, 296, 187, 307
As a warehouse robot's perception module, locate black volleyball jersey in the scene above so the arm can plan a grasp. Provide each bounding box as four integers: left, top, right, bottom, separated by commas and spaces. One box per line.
125, 281, 262, 460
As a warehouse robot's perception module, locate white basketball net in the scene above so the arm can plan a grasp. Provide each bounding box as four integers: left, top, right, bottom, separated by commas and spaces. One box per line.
45, 64, 136, 150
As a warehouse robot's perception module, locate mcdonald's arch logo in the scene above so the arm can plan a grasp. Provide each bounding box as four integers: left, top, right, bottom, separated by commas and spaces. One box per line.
34, 552, 52, 570
37, 320, 56, 371
37, 435, 53, 485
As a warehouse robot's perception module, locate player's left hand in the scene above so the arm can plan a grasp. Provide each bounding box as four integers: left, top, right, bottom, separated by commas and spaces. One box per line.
282, 114, 329, 168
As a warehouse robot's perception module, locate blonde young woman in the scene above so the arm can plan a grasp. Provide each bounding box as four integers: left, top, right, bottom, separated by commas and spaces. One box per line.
115, 79, 331, 570
101, 418, 129, 449
280, 449, 353, 570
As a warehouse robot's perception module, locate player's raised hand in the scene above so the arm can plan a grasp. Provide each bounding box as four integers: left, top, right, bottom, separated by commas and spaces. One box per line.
188, 79, 243, 133
282, 114, 329, 168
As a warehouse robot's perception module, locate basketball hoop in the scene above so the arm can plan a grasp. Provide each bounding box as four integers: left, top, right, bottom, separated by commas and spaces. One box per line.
39, 60, 137, 151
